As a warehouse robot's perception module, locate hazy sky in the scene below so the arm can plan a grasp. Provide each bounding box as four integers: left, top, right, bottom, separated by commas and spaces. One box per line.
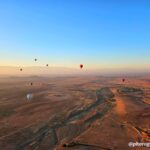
0, 0, 150, 70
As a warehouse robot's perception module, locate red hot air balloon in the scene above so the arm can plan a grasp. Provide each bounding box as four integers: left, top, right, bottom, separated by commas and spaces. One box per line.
122, 78, 125, 82
80, 64, 83, 69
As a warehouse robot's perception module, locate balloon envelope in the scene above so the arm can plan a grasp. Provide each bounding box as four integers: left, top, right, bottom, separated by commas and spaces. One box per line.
26, 93, 33, 100
80, 64, 83, 69
122, 78, 125, 82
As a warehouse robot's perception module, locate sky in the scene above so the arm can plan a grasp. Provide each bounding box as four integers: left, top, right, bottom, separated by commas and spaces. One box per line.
0, 0, 150, 71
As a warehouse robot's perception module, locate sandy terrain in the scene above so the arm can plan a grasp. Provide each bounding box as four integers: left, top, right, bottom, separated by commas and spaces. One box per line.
0, 76, 149, 150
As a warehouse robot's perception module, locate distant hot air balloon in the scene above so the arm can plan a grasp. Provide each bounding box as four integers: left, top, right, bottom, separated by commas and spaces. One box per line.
26, 93, 33, 101
80, 64, 83, 69
46, 64, 48, 67
34, 58, 37, 61
122, 78, 125, 82
20, 68, 23, 71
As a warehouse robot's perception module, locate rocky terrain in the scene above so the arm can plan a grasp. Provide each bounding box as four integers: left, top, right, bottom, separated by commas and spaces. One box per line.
0, 76, 149, 150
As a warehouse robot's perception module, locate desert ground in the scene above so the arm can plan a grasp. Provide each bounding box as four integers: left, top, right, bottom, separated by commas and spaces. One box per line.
0, 75, 149, 150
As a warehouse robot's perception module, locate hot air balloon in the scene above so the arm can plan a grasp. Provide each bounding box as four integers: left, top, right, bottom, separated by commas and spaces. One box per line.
80, 64, 83, 69
26, 93, 33, 101
34, 58, 37, 61
20, 68, 23, 71
46, 64, 48, 67
122, 78, 125, 82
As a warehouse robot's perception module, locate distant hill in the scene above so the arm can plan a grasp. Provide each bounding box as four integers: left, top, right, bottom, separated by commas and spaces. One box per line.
0, 66, 87, 76
0, 66, 150, 77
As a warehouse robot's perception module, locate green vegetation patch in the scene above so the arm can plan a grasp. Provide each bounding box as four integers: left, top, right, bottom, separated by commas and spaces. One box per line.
0, 109, 14, 117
